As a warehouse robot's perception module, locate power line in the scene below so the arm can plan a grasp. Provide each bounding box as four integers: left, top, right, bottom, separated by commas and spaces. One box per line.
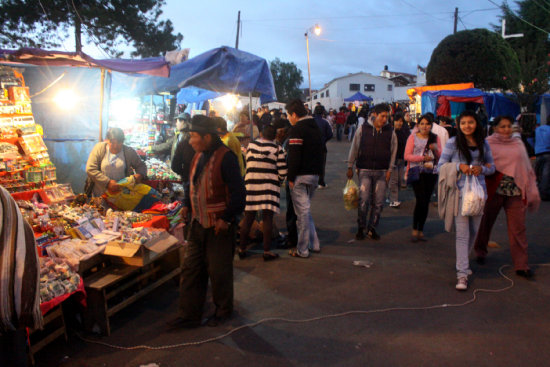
458, 17, 469, 30
400, 0, 452, 22
531, 0, 550, 15
487, 0, 550, 34
37, 0, 69, 51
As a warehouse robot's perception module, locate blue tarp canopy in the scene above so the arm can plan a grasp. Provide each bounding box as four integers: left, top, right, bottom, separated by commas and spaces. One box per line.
421, 88, 520, 120
111, 46, 276, 103
344, 92, 373, 102
176, 86, 224, 104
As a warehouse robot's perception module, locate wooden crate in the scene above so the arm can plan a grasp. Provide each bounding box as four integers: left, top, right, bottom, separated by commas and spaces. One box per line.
83, 248, 180, 335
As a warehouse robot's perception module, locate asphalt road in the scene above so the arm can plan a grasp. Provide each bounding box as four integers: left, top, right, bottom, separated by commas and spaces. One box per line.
38, 139, 550, 367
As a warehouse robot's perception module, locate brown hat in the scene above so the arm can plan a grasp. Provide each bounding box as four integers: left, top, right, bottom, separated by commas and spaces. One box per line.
188, 115, 218, 134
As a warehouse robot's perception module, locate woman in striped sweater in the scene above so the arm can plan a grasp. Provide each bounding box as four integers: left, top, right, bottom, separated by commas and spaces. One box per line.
238, 125, 288, 261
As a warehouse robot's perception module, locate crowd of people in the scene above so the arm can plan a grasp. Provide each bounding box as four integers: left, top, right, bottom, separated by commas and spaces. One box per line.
95, 98, 546, 330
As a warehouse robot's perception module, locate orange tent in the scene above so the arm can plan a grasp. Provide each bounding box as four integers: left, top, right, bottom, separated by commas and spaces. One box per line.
406, 83, 474, 100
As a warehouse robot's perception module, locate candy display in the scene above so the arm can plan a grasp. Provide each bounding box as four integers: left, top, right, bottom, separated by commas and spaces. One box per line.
146, 158, 180, 180
0, 66, 58, 192
39, 257, 81, 303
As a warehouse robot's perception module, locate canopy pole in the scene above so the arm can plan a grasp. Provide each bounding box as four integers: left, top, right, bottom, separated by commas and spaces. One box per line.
249, 93, 253, 139
99, 68, 105, 141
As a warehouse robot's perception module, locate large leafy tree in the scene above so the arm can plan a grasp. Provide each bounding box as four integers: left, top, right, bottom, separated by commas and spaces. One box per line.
494, 0, 550, 112
270, 58, 304, 103
427, 29, 521, 90
0, 0, 183, 58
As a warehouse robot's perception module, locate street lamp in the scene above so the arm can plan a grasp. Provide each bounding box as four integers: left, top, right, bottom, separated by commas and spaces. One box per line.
305, 24, 321, 109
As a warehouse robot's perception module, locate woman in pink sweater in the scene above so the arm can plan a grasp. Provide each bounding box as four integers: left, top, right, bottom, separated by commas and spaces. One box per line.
404, 114, 442, 242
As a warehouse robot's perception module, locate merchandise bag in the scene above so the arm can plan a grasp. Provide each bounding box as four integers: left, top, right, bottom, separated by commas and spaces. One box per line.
343, 179, 359, 211
103, 176, 162, 212
461, 175, 486, 216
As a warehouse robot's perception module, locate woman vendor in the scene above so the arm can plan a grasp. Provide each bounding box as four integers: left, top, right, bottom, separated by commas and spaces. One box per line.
85, 127, 147, 197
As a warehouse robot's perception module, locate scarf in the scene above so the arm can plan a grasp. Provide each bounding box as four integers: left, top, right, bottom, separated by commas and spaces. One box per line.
486, 133, 540, 211
0, 185, 43, 333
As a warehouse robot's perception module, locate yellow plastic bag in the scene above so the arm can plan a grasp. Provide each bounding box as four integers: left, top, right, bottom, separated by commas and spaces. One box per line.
343, 179, 359, 211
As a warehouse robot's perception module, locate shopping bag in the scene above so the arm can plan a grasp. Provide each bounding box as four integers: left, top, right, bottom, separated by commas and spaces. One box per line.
460, 175, 486, 216
406, 166, 421, 185
343, 179, 359, 211
103, 176, 161, 212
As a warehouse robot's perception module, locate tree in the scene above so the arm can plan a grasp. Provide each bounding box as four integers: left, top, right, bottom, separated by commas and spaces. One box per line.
270, 58, 304, 103
494, 0, 550, 112
0, 0, 183, 58
427, 28, 521, 90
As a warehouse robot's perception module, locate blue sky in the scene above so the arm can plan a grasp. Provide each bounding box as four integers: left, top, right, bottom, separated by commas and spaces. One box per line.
85, 0, 511, 89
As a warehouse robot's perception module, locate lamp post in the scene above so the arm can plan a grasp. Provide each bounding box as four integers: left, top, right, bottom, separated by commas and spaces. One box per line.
305, 24, 321, 109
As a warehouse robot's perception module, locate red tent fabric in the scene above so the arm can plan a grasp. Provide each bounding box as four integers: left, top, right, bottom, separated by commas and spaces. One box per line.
436, 95, 484, 117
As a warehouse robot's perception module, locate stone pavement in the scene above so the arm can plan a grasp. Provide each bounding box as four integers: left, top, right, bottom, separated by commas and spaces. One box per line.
38, 139, 550, 367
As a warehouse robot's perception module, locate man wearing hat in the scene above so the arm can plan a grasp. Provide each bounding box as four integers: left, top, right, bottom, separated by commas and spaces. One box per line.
171, 113, 194, 182
170, 115, 246, 328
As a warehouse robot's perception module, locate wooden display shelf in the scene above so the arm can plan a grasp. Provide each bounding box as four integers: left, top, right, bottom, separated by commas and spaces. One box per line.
29, 305, 67, 365
83, 248, 180, 336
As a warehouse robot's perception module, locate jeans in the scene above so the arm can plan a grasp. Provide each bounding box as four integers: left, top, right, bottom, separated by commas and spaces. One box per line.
336, 124, 344, 141
348, 124, 357, 141
291, 175, 320, 256
411, 173, 437, 231
454, 196, 482, 278
535, 153, 550, 200
285, 182, 298, 247
357, 169, 387, 229
389, 159, 406, 202
318, 152, 327, 186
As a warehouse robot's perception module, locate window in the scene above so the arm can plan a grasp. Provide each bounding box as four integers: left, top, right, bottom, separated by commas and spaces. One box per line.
326, 89, 330, 97
313, 94, 318, 100
349, 83, 360, 91
387, 84, 393, 91
364, 84, 375, 92
321, 92, 325, 98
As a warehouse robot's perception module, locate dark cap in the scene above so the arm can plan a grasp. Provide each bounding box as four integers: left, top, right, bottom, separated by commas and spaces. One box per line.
188, 115, 218, 134
176, 112, 191, 122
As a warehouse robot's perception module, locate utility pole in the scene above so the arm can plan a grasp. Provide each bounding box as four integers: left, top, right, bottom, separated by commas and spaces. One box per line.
453, 7, 458, 34
235, 11, 241, 50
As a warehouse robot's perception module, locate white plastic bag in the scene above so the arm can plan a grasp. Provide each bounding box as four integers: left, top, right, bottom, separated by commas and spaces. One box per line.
461, 175, 486, 216
343, 179, 359, 211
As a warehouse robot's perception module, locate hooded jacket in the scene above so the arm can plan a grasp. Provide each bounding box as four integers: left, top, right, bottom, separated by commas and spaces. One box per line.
287, 117, 324, 182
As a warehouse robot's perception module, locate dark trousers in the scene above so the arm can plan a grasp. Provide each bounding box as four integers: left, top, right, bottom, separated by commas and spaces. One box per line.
0, 329, 29, 367
536, 153, 550, 200
240, 210, 274, 252
474, 194, 529, 271
179, 220, 235, 321
285, 183, 298, 246
411, 173, 437, 231
318, 152, 327, 186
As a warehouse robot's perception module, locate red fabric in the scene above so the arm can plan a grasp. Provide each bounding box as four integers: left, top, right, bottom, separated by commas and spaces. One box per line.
132, 215, 170, 229
144, 179, 180, 190
436, 95, 484, 117
485, 172, 504, 202
10, 189, 51, 204
335, 112, 346, 125
40, 277, 86, 315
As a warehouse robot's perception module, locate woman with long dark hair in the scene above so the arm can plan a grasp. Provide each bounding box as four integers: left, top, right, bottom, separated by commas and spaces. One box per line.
474, 116, 540, 277
438, 110, 495, 291
404, 114, 441, 241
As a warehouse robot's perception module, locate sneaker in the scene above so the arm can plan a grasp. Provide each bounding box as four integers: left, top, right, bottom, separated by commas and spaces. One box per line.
389, 201, 401, 208
317, 184, 327, 189
355, 228, 366, 240
455, 277, 468, 291
367, 227, 380, 240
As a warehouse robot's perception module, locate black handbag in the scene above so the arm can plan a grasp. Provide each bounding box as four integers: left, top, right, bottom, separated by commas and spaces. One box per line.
406, 166, 421, 185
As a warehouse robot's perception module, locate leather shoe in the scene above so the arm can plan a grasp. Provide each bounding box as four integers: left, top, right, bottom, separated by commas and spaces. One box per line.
206, 314, 231, 327
166, 317, 201, 329
516, 269, 533, 278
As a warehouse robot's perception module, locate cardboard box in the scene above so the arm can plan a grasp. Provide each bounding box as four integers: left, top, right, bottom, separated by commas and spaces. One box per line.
103, 231, 179, 267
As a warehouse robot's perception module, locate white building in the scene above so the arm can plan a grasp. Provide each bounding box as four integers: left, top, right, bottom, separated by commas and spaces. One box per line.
308, 72, 395, 110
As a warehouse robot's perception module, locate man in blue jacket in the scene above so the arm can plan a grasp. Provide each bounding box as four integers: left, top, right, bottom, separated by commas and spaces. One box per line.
535, 116, 550, 200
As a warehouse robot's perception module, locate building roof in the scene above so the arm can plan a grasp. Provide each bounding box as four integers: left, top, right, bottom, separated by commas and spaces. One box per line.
320, 71, 389, 90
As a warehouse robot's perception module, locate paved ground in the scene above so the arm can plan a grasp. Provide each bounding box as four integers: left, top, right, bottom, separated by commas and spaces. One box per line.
39, 139, 550, 367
